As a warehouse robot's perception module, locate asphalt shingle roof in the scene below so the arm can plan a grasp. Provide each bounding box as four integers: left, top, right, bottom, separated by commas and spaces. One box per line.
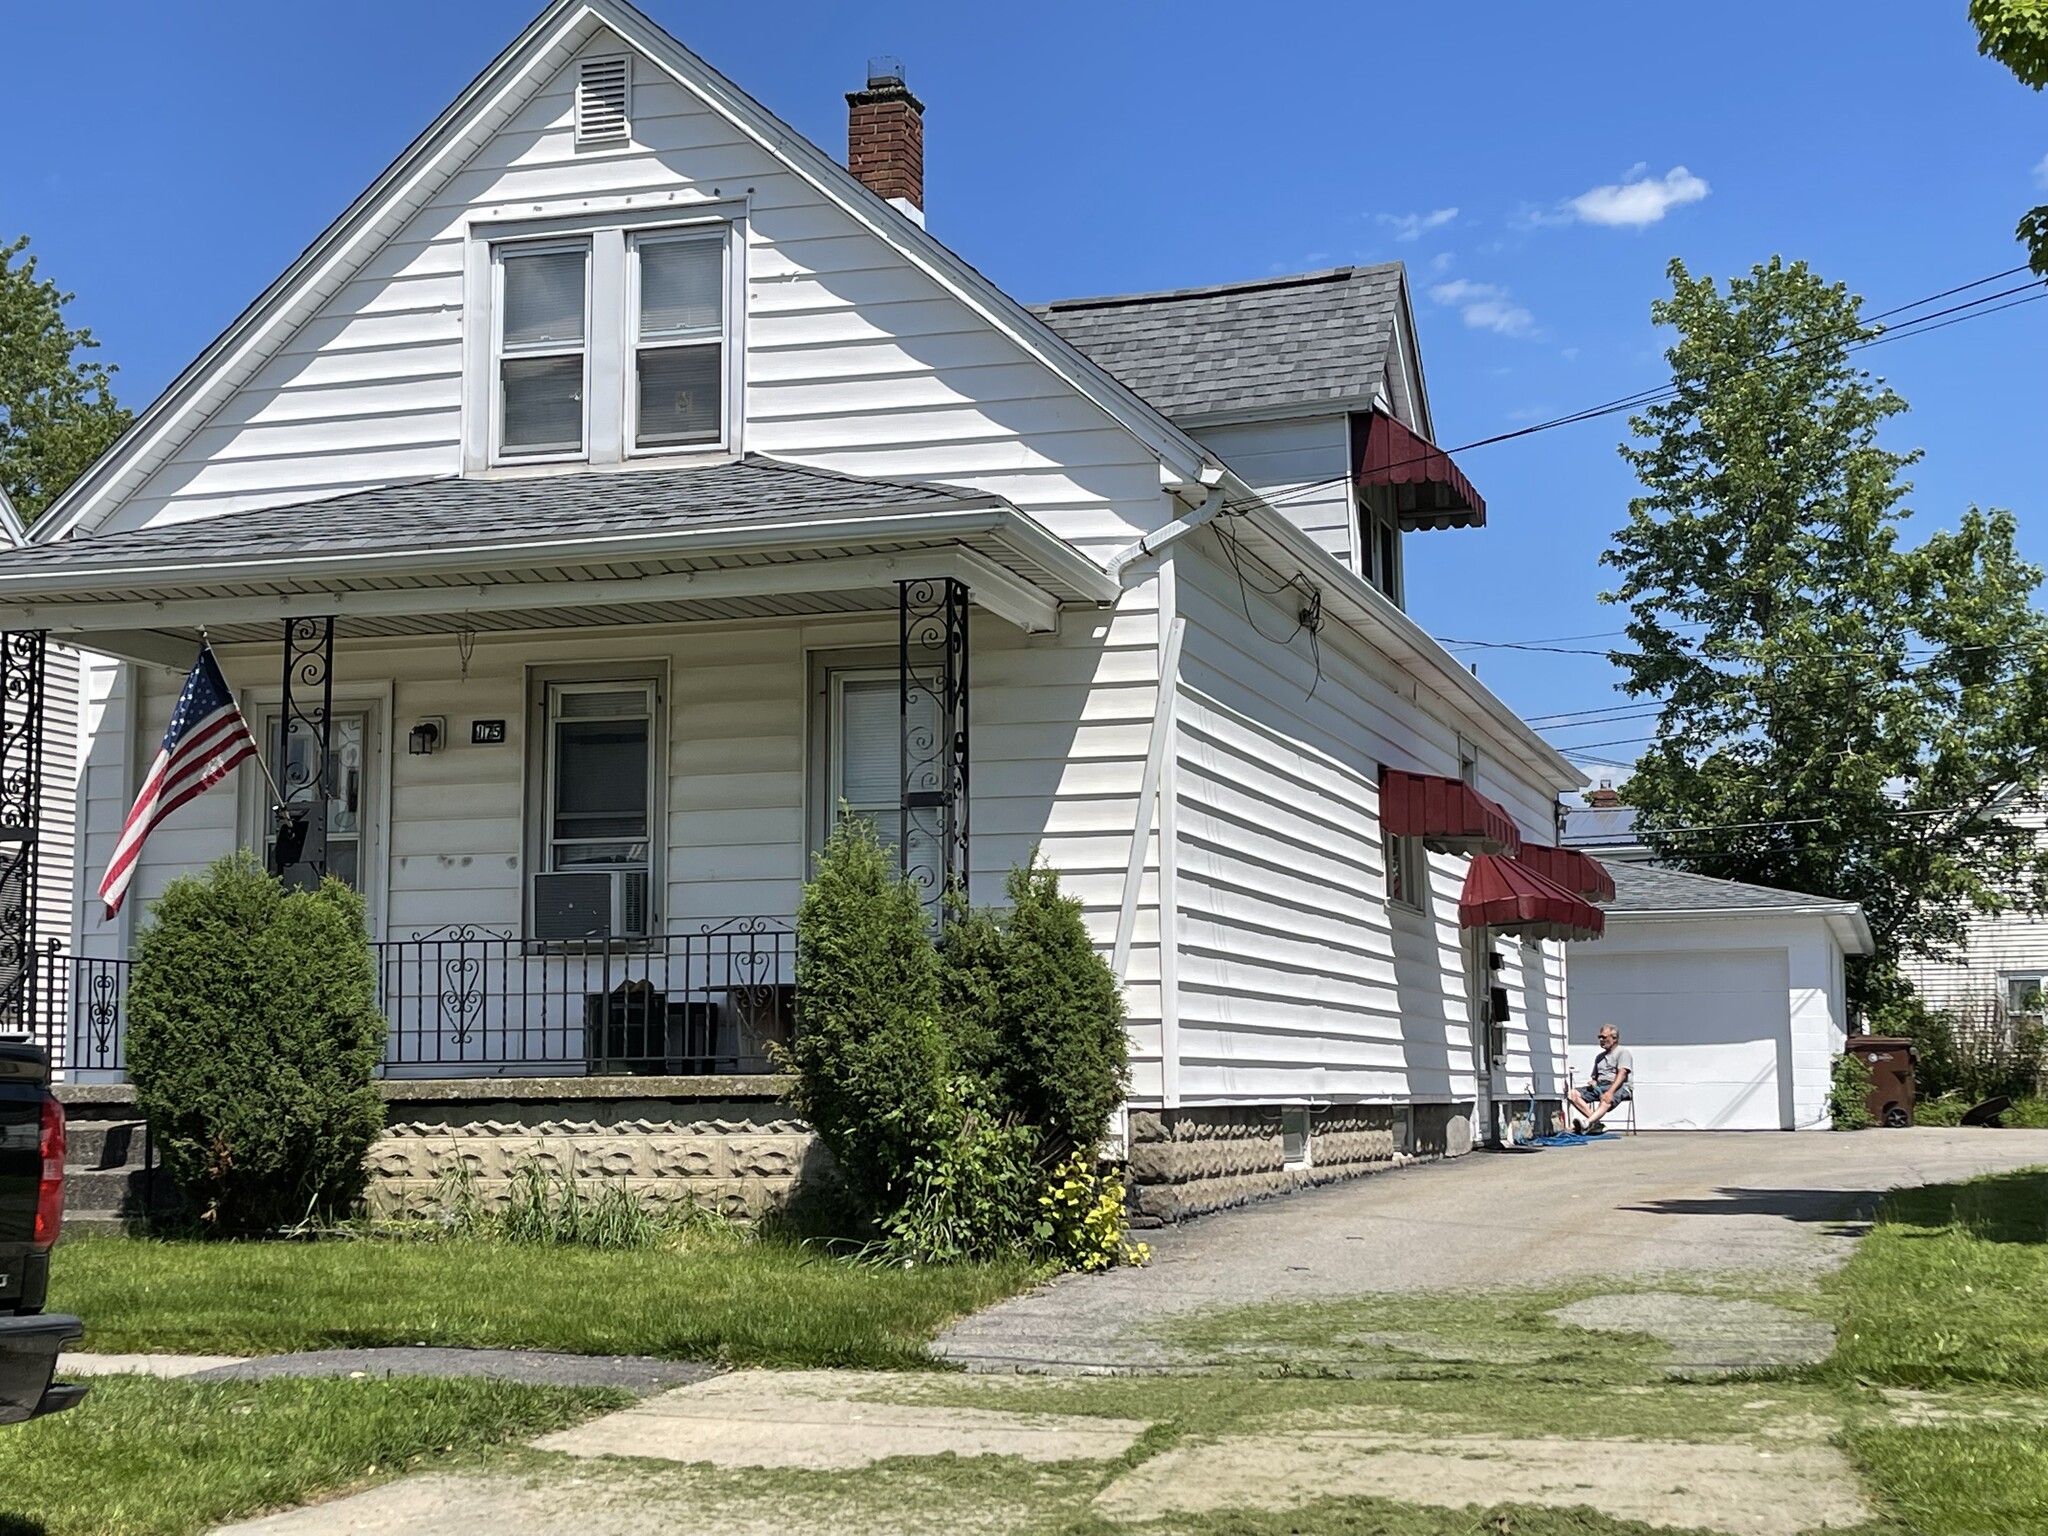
1033, 265, 1407, 424
5, 457, 968, 570
1605, 861, 1855, 915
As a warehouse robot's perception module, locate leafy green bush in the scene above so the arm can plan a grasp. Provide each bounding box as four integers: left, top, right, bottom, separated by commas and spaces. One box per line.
126, 853, 385, 1233
1034, 1149, 1151, 1271
959, 855, 1130, 1160
877, 1079, 1042, 1265
1914, 1093, 1968, 1127
1871, 991, 2046, 1104
1829, 1051, 1877, 1131
788, 817, 952, 1221
2006, 1096, 2048, 1128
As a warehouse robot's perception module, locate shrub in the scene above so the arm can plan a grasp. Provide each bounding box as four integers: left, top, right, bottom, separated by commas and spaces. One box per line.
126, 853, 385, 1233
976, 855, 1130, 1160
1034, 1149, 1151, 1272
877, 1079, 1042, 1265
1829, 1051, 1877, 1131
1870, 991, 2046, 1105
787, 817, 952, 1221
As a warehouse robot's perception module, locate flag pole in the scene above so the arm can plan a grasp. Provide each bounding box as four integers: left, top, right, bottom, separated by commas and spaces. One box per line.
199, 632, 290, 809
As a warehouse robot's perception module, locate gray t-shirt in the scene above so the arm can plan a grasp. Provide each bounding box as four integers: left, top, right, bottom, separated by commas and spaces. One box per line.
1590, 1046, 1634, 1088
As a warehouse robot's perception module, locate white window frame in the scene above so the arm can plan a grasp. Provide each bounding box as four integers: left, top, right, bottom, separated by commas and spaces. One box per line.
627, 229, 730, 457
236, 684, 393, 940
465, 201, 747, 472
490, 237, 593, 466
523, 662, 668, 940
2003, 971, 2047, 1019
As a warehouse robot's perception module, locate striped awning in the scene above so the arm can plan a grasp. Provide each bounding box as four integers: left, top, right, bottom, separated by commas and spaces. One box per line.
1379, 767, 1521, 857
1514, 843, 1617, 902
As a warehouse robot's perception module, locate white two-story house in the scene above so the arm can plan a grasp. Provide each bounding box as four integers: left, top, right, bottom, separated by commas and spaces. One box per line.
0, 0, 1606, 1221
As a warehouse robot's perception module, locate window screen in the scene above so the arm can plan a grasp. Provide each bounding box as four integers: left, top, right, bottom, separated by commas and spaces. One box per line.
548, 684, 652, 873
633, 235, 723, 448
498, 244, 588, 456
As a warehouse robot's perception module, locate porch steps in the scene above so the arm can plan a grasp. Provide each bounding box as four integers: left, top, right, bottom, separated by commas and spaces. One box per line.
60, 1118, 177, 1237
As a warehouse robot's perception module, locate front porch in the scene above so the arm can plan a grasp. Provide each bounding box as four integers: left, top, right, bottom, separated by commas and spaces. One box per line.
0, 457, 1126, 1086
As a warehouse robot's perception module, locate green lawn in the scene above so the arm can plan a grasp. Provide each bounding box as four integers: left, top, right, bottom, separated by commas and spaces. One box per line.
1824, 1166, 2048, 1535
50, 1230, 1036, 1369
0, 1374, 625, 1536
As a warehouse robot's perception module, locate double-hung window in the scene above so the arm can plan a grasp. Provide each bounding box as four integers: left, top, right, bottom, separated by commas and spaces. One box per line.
827, 669, 940, 892
1385, 832, 1425, 908
631, 233, 725, 451
496, 242, 590, 459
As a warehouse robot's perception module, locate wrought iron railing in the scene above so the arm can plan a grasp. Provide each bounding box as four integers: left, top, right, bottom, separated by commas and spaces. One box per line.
32, 919, 798, 1078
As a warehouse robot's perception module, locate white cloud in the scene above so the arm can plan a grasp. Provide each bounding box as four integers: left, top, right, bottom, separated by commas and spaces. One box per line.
1428, 278, 1536, 337
1379, 207, 1458, 242
2036, 152, 2048, 189
1431, 250, 1456, 274
1568, 166, 1710, 227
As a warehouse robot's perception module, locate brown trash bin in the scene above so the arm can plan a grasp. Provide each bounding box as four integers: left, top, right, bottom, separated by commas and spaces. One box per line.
1845, 1035, 1917, 1128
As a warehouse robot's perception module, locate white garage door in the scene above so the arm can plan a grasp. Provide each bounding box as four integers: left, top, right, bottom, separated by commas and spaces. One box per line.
1568, 949, 1792, 1130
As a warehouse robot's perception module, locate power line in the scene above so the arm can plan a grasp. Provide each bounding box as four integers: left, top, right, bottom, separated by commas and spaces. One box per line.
1222, 264, 2047, 517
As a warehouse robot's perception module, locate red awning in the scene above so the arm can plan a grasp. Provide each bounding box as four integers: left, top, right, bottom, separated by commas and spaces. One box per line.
1459, 854, 1606, 942
1514, 843, 1617, 903
1380, 768, 1522, 857
1353, 409, 1486, 531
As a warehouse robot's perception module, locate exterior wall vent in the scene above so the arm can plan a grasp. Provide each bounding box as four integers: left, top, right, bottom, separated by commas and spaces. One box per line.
575, 56, 631, 147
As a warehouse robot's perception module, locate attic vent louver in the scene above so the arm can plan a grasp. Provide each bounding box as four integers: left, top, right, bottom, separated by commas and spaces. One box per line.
575, 57, 630, 147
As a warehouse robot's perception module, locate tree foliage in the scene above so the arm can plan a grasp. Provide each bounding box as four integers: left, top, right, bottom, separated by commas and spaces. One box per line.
126, 854, 386, 1233
0, 236, 131, 521
1604, 258, 2048, 1008
1970, 0, 2048, 272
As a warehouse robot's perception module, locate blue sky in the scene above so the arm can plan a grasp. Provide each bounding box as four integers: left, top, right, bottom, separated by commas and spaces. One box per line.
6, 1, 2043, 784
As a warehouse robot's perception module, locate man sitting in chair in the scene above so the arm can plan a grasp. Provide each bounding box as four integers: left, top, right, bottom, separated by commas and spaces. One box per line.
1566, 1026, 1633, 1134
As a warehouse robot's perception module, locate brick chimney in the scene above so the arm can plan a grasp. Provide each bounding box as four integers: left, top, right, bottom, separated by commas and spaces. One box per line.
847, 57, 924, 224
1586, 779, 1622, 809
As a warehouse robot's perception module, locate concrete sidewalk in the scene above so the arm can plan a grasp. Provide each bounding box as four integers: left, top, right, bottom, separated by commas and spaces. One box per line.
935, 1127, 2048, 1371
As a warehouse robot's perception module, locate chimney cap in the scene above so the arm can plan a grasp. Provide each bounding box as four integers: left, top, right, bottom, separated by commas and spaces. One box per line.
867, 55, 906, 90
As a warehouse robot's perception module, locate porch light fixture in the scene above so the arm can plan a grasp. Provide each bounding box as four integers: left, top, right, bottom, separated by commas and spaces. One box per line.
407, 718, 445, 756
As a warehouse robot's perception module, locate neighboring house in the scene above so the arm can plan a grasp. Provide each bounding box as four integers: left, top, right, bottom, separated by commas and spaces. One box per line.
1567, 864, 1872, 1131
0, 0, 1606, 1219
1559, 782, 1650, 864
1900, 800, 2048, 1027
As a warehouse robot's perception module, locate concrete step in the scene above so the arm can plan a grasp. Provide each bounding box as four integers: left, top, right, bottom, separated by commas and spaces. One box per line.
63, 1119, 148, 1171
62, 1164, 177, 1220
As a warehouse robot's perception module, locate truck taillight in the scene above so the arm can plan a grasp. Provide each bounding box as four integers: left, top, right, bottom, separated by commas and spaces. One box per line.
35, 1097, 64, 1248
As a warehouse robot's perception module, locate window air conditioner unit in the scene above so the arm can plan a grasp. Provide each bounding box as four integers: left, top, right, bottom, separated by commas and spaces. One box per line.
532, 870, 649, 941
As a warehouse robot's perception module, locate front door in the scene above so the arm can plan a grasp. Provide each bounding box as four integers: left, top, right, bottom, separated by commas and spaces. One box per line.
262, 710, 375, 914
1464, 924, 1495, 1146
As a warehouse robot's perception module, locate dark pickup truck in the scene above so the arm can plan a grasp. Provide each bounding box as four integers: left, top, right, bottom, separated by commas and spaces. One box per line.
0, 1040, 84, 1423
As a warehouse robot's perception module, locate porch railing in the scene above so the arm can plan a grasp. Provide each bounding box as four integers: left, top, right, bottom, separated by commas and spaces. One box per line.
30, 919, 798, 1078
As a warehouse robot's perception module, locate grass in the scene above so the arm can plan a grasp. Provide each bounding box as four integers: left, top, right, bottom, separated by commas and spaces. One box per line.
1822, 1166, 2048, 1390
0, 1374, 625, 1536
49, 1229, 1036, 1368
1820, 1165, 2048, 1534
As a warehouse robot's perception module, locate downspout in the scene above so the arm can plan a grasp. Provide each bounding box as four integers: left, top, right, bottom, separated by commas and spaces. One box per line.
1105, 485, 1229, 584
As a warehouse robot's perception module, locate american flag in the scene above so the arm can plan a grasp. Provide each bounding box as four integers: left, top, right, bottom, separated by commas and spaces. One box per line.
99, 645, 259, 918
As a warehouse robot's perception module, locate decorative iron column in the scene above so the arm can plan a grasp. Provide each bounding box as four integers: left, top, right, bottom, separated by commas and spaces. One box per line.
273, 616, 336, 888
0, 631, 46, 1039
899, 578, 969, 913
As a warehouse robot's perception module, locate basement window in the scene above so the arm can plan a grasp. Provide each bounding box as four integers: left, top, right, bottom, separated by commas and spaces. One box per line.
1281, 1107, 1311, 1170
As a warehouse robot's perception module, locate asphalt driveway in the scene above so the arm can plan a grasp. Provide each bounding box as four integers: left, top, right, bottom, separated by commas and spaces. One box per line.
935, 1126, 2048, 1371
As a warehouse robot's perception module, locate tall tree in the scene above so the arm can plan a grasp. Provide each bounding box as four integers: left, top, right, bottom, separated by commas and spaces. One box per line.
1971, 0, 2048, 272
1603, 257, 2048, 1008
0, 235, 131, 522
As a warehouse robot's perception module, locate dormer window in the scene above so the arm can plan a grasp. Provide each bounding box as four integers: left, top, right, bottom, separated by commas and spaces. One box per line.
495, 242, 590, 459
471, 209, 743, 469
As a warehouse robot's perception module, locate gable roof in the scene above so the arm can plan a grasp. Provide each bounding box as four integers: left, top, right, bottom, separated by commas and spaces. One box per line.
1605, 862, 1853, 915
36, 0, 1221, 546
1034, 265, 1427, 432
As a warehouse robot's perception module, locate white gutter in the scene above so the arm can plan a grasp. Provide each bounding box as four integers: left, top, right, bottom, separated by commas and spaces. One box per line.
1105, 486, 1229, 581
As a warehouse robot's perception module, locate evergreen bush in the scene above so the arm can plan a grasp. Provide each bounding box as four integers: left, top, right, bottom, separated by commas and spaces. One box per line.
787, 816, 952, 1220
126, 853, 385, 1233
982, 855, 1130, 1159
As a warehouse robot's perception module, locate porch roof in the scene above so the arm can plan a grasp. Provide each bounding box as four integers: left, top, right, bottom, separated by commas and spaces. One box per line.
0, 457, 1118, 653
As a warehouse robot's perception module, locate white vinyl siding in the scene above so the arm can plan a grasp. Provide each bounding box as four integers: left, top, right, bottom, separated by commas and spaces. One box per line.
1191, 416, 1356, 568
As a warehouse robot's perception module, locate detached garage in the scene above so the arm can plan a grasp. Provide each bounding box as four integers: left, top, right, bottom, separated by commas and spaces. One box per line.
1567, 865, 1873, 1131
